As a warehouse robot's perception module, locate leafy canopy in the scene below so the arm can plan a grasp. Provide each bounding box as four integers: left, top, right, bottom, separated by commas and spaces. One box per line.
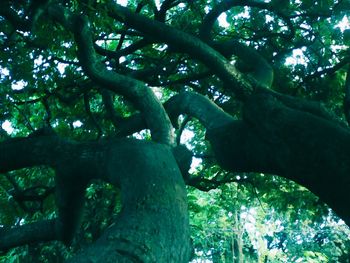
0, 0, 350, 262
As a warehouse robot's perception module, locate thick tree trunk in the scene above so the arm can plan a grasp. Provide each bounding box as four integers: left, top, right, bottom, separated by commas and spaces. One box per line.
0, 137, 191, 262
66, 140, 191, 262
206, 92, 350, 225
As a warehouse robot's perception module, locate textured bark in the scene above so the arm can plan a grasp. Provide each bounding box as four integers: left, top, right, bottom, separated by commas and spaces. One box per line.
0, 137, 191, 262
1, 1, 349, 260
0, 219, 57, 250
206, 92, 350, 225
47, 4, 174, 145
66, 140, 190, 262
107, 3, 254, 100
110, 91, 350, 226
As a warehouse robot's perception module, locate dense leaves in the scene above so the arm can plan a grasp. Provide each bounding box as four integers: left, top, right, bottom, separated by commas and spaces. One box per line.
0, 0, 350, 262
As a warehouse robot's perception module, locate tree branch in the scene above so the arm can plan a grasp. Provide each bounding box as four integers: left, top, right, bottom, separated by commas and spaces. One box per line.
94, 39, 152, 60
111, 91, 235, 137
47, 4, 174, 145
165, 92, 234, 129
0, 219, 58, 251
0, 135, 62, 173
100, 89, 124, 129
213, 39, 274, 88
199, 0, 294, 42
107, 3, 255, 100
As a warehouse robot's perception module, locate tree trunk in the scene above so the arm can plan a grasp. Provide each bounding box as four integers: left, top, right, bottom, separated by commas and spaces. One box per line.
0, 136, 192, 262
66, 140, 191, 262
206, 92, 350, 225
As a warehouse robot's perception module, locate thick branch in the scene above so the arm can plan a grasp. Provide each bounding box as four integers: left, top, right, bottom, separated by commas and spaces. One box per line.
112, 90, 350, 226
113, 92, 235, 137
205, 92, 350, 225
214, 39, 274, 88
0, 134, 191, 261
107, 3, 254, 100
165, 92, 234, 129
47, 4, 174, 145
199, 0, 264, 41
0, 135, 62, 173
63, 139, 191, 262
0, 219, 58, 251
0, 133, 102, 246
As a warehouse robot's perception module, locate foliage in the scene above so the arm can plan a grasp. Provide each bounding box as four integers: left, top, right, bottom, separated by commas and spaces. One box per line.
188, 176, 350, 262
0, 0, 350, 262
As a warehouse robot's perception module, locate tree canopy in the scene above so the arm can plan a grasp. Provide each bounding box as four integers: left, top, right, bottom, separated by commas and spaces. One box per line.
0, 0, 350, 262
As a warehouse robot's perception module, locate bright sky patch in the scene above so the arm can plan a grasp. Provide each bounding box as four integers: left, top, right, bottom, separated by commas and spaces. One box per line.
73, 120, 83, 128
2, 120, 14, 134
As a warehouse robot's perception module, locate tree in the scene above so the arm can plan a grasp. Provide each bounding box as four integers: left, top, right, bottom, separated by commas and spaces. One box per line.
0, 0, 349, 262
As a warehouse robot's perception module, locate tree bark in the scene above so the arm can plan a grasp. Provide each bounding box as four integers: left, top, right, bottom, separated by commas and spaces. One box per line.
66, 140, 191, 262
206, 92, 350, 225
0, 137, 191, 262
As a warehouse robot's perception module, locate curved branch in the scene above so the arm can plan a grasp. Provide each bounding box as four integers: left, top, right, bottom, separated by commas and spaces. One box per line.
115, 1, 147, 51
165, 92, 234, 129
112, 92, 235, 137
155, 0, 179, 22
107, 3, 255, 100
213, 39, 274, 88
47, 4, 174, 145
199, 0, 294, 42
199, 0, 249, 42
95, 0, 181, 61
94, 39, 152, 60
197, 0, 305, 88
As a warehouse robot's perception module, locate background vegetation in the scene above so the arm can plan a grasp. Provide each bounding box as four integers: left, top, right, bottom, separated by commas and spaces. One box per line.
0, 0, 350, 262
